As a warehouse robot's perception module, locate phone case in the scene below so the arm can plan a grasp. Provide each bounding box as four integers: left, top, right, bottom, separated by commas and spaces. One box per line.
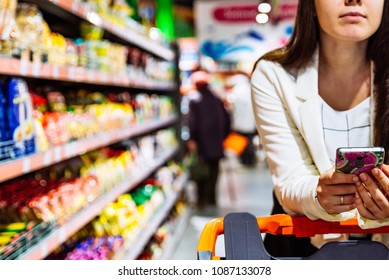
335, 147, 385, 175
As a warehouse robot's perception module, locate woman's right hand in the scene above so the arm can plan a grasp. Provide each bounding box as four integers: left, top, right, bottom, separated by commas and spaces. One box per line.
316, 168, 359, 214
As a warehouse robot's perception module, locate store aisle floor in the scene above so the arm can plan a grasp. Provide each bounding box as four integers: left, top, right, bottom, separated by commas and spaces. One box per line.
172, 153, 274, 260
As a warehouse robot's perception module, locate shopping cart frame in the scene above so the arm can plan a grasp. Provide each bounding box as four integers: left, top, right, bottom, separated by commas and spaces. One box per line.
197, 212, 389, 260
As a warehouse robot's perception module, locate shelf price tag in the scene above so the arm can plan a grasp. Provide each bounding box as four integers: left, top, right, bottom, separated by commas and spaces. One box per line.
52, 65, 60, 79
40, 241, 48, 258
87, 71, 95, 82
64, 142, 76, 158
32, 60, 41, 77
58, 227, 67, 244
101, 73, 108, 84
20, 56, 29, 76
72, 1, 78, 13
22, 158, 31, 173
68, 66, 75, 80
101, 134, 110, 145
43, 151, 52, 166
53, 146, 62, 163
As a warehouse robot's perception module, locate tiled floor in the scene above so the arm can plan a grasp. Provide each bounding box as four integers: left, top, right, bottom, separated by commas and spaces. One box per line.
172, 152, 274, 260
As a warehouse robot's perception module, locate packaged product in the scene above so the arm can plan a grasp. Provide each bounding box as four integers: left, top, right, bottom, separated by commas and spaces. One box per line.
42, 112, 69, 146
32, 110, 49, 152
15, 3, 46, 53
0, 80, 7, 142
46, 91, 67, 113
0, 0, 18, 54
5, 78, 36, 158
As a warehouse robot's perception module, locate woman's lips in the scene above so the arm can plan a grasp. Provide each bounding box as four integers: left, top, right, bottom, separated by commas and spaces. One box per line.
340, 11, 366, 18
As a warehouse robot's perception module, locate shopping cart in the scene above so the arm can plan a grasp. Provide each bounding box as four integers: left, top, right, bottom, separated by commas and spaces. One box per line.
197, 212, 389, 260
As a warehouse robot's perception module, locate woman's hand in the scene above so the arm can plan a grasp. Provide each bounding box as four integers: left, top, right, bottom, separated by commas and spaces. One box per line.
317, 168, 358, 214
355, 164, 389, 220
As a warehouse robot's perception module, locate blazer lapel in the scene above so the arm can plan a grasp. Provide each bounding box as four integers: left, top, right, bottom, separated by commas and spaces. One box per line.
296, 57, 332, 174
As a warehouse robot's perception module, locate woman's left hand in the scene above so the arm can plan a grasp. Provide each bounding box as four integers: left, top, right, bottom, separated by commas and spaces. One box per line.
355, 164, 389, 220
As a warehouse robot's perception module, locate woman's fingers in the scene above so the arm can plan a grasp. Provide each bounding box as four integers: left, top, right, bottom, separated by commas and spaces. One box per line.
317, 169, 358, 214
320, 193, 356, 214
355, 192, 376, 220
381, 164, 389, 176
371, 168, 389, 197
357, 172, 389, 219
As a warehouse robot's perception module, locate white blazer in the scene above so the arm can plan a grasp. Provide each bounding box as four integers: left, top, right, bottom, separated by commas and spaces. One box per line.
251, 53, 389, 229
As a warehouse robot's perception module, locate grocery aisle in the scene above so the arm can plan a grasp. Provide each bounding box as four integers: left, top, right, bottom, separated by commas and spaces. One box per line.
172, 152, 274, 260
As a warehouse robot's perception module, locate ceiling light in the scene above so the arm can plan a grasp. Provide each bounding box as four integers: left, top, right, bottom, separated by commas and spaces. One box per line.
256, 13, 269, 24
258, 3, 272, 13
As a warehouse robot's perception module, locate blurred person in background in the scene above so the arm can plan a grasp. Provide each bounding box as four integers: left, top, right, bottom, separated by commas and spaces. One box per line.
251, 0, 389, 257
225, 73, 257, 167
187, 70, 231, 207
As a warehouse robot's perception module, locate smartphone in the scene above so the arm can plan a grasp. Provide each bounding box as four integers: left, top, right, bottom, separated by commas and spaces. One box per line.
335, 147, 385, 175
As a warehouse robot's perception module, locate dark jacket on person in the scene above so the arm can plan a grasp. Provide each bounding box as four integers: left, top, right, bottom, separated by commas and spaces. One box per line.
188, 84, 231, 161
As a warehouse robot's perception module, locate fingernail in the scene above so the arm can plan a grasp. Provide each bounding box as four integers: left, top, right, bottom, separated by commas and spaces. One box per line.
353, 176, 359, 182
360, 173, 367, 181
372, 168, 379, 175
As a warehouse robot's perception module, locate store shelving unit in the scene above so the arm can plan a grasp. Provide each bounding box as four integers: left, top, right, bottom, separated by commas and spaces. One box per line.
0, 0, 186, 260
0, 57, 174, 90
16, 146, 179, 260
114, 172, 189, 260
0, 115, 177, 183
25, 0, 175, 61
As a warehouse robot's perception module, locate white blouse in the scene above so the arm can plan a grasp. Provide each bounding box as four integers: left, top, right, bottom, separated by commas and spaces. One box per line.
319, 96, 371, 164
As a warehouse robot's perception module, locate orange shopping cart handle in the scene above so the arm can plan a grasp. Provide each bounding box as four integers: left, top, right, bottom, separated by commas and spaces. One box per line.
257, 214, 389, 236
197, 214, 389, 260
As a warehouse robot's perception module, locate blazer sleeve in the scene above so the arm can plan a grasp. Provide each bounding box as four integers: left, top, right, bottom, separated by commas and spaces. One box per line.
250, 60, 356, 221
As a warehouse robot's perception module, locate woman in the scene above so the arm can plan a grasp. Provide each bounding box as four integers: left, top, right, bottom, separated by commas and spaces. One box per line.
251, 0, 389, 257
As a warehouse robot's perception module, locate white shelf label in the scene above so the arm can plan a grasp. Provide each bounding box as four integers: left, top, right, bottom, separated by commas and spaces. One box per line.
32, 61, 41, 77
40, 242, 48, 258
58, 227, 67, 243
68, 66, 75, 80
87, 71, 95, 82
64, 143, 76, 158
20, 59, 28, 76
101, 73, 108, 84
22, 158, 31, 173
54, 147, 62, 162
71, 1, 78, 12
52, 65, 60, 79
43, 151, 52, 166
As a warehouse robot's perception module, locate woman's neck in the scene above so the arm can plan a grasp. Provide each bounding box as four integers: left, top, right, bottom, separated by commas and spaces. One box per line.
318, 35, 371, 111
319, 35, 369, 76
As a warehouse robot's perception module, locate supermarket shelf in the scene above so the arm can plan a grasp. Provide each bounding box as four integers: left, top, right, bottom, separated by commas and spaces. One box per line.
116, 172, 189, 260
159, 207, 192, 260
16, 146, 179, 260
34, 0, 175, 61
0, 57, 175, 90
0, 115, 177, 183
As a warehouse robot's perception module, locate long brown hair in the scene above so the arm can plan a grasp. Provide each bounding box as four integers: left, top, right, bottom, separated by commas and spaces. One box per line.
254, 0, 389, 161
